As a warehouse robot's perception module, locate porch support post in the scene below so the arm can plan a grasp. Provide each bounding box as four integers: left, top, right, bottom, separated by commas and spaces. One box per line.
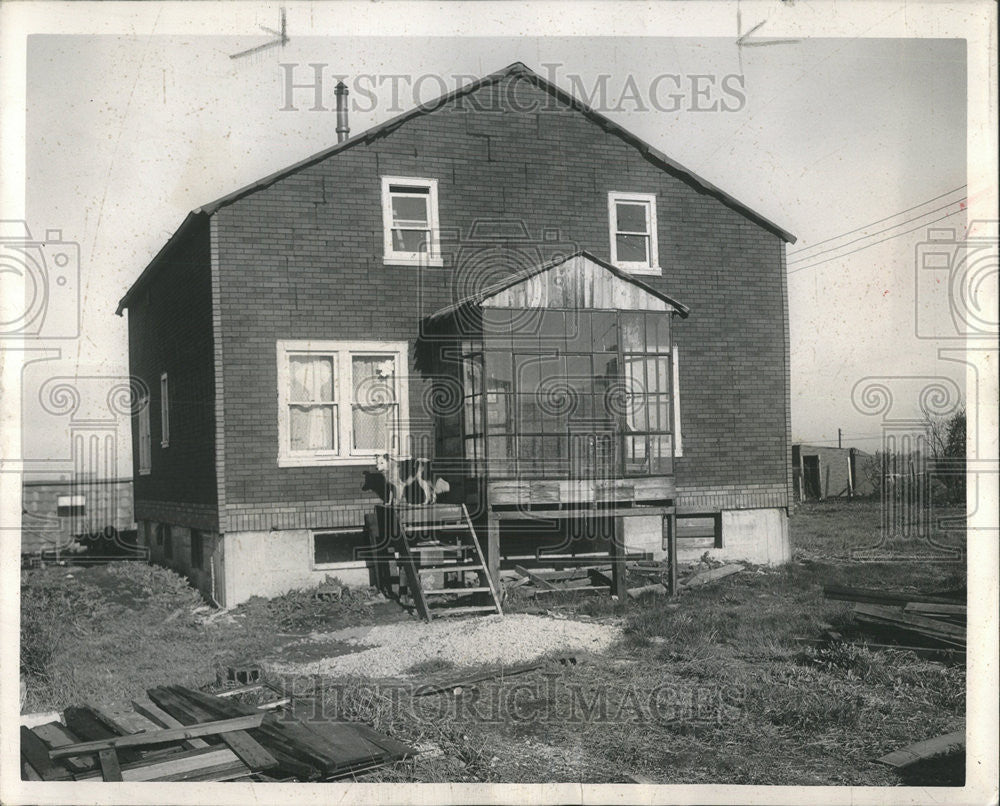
611, 515, 627, 607
665, 511, 678, 596
486, 510, 501, 586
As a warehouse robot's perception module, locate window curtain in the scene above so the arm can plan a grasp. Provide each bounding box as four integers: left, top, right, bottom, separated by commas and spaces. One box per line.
288, 355, 335, 451
352, 356, 397, 451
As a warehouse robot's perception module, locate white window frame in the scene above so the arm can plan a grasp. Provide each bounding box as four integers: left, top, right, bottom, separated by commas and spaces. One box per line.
310, 528, 370, 571
160, 372, 170, 448
381, 176, 443, 266
138, 390, 152, 475
672, 344, 683, 457
277, 339, 410, 467
608, 191, 660, 275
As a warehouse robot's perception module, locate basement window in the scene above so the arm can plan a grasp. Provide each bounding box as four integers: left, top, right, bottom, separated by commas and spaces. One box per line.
381, 176, 442, 266
312, 529, 371, 569
608, 191, 660, 275
675, 514, 722, 549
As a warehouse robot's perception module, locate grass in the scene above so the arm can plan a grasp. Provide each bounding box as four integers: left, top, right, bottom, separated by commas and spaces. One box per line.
20, 498, 966, 784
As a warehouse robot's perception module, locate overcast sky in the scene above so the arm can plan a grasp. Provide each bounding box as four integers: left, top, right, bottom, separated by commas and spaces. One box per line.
5, 3, 991, 475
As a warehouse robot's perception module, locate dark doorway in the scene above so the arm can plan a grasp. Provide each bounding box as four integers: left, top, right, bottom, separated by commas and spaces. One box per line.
802, 455, 822, 500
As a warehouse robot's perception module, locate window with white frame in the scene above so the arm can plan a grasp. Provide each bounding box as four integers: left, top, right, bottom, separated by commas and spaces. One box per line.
381, 176, 442, 265
608, 192, 660, 274
138, 390, 152, 474
277, 340, 409, 466
160, 372, 170, 447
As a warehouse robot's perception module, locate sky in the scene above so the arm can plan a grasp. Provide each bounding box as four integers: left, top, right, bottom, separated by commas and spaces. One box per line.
3, 3, 992, 477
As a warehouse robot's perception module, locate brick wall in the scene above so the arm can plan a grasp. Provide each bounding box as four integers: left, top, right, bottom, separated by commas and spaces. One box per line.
127, 217, 218, 529
204, 74, 790, 529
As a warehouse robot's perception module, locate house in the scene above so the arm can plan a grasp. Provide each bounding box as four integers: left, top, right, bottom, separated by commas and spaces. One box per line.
792, 444, 875, 500
116, 62, 796, 607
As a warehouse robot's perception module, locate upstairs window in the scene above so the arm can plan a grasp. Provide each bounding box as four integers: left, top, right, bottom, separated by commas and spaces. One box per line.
381, 177, 442, 265
160, 372, 170, 447
608, 192, 659, 275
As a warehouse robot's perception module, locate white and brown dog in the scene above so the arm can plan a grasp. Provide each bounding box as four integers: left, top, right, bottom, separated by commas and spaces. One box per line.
375, 454, 450, 505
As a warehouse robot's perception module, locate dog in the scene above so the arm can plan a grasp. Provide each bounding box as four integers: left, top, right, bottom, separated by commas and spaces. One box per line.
375, 454, 450, 505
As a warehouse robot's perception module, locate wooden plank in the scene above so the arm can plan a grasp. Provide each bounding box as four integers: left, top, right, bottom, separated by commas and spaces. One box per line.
161, 686, 328, 775
147, 687, 280, 774
414, 660, 547, 696
665, 513, 678, 596
877, 731, 965, 768
98, 748, 123, 782
214, 682, 267, 698
680, 564, 744, 589
131, 699, 209, 749
853, 604, 966, 639
62, 706, 118, 741
513, 565, 557, 590
31, 722, 97, 773
20, 726, 72, 781
50, 713, 265, 759
903, 601, 967, 617
824, 585, 964, 606
611, 516, 627, 605
75, 747, 243, 782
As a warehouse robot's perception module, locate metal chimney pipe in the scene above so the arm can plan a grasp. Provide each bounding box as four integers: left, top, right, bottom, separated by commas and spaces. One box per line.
335, 81, 350, 143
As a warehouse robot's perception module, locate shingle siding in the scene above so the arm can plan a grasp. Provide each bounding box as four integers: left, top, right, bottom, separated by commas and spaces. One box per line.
207, 75, 790, 527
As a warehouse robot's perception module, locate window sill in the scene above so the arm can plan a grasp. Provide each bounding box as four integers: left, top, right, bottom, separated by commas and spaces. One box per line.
382, 255, 445, 268
139, 469, 151, 476
160, 442, 169, 449
617, 265, 663, 276
278, 455, 380, 468
312, 561, 369, 571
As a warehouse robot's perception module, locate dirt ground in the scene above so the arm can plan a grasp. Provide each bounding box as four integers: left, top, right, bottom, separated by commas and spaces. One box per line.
20, 498, 966, 785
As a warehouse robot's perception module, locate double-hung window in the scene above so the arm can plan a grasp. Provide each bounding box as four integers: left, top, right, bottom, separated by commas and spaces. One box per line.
160, 372, 170, 447
277, 340, 409, 466
381, 176, 442, 265
608, 192, 660, 275
138, 388, 152, 475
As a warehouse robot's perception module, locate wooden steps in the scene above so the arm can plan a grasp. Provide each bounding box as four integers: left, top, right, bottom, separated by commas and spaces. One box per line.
375, 503, 503, 621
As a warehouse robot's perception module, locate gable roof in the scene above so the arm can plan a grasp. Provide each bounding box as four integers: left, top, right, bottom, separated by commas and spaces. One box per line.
117, 61, 795, 314
426, 249, 691, 325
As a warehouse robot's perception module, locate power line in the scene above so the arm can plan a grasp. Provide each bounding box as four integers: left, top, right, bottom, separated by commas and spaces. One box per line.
787, 207, 966, 275
787, 184, 967, 257
787, 198, 966, 265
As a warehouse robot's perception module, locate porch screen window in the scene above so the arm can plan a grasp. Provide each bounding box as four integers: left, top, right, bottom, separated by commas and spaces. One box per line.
464, 309, 674, 478
278, 341, 408, 466
381, 177, 441, 265
608, 192, 659, 274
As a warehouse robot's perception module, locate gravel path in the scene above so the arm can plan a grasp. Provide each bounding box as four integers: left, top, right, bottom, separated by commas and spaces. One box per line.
268, 614, 621, 677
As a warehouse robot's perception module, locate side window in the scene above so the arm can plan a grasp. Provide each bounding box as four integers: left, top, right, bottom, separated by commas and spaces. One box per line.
381, 177, 441, 265
160, 372, 170, 447
138, 390, 152, 474
608, 191, 659, 274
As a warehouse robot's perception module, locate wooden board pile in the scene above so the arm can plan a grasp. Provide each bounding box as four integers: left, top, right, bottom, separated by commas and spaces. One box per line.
823, 584, 966, 652
505, 564, 614, 597
20, 682, 415, 783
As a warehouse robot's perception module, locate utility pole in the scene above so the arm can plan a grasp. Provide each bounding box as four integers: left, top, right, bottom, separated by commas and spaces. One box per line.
838, 428, 842, 449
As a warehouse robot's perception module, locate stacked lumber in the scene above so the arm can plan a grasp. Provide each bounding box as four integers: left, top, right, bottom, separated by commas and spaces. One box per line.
506, 565, 613, 597
21, 683, 415, 782
823, 585, 966, 650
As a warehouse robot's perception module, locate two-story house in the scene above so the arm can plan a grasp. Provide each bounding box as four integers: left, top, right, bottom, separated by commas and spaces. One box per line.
117, 62, 795, 606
